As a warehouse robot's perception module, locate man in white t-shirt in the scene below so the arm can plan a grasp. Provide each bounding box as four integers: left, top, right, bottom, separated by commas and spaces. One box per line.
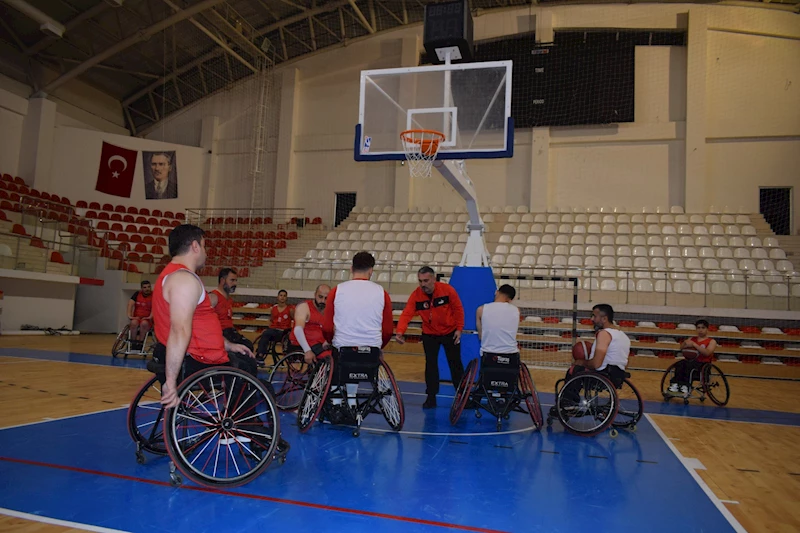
572, 303, 631, 386
476, 284, 520, 356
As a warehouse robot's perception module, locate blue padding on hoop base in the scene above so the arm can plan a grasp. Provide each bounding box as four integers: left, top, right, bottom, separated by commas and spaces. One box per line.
438, 266, 496, 382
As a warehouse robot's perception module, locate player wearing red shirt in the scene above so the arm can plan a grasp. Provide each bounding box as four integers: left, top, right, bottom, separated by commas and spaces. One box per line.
256, 289, 295, 364
669, 319, 718, 396
208, 268, 254, 352
127, 280, 153, 346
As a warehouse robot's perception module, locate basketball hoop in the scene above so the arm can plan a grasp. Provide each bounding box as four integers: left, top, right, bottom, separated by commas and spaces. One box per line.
400, 129, 445, 178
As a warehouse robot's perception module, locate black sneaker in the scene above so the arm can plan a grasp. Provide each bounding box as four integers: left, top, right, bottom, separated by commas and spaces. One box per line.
422, 395, 437, 409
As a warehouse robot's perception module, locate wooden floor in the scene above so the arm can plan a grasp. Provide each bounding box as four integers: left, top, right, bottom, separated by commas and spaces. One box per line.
2, 334, 800, 532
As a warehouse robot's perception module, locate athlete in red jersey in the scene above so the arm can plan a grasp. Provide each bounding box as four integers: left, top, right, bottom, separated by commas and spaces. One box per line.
256, 289, 295, 363
208, 268, 254, 352
289, 285, 331, 364
154, 225, 254, 409
669, 319, 718, 395
127, 280, 153, 345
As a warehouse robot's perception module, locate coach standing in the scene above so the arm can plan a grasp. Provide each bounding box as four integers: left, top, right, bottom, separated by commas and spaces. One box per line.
395, 266, 464, 408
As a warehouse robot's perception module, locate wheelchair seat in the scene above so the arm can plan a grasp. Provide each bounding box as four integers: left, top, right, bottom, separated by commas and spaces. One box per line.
335, 346, 381, 384
480, 352, 521, 393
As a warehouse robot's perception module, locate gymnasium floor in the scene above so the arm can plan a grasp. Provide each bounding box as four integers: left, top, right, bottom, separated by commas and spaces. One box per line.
1, 336, 799, 532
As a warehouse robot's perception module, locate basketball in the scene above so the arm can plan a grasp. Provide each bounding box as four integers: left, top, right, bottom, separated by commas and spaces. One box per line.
572, 340, 593, 360
682, 348, 700, 361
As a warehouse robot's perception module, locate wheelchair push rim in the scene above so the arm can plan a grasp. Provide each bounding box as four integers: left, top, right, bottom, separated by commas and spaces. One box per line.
449, 358, 478, 426
127, 375, 167, 456
297, 357, 334, 433
164, 367, 281, 488
269, 351, 312, 411
377, 360, 405, 431
518, 364, 544, 430
556, 372, 618, 437
702, 364, 730, 406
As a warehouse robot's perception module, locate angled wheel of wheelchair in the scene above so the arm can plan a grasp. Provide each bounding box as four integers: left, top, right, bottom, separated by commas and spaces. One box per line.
297, 357, 334, 433
659, 362, 680, 401
555, 372, 618, 437
449, 358, 479, 425
518, 365, 544, 430
127, 375, 167, 463
269, 350, 311, 411
164, 367, 281, 488
612, 378, 643, 430
702, 364, 729, 406
112, 325, 130, 358
377, 359, 405, 431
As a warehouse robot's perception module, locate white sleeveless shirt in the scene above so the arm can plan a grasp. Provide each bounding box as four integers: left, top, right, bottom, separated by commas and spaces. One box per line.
479, 302, 520, 354
589, 327, 631, 371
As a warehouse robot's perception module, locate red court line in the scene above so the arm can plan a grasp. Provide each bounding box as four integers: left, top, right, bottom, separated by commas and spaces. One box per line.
0, 456, 506, 533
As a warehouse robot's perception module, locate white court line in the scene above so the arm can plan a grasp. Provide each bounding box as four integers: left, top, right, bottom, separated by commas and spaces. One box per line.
651, 411, 800, 429
645, 414, 747, 533
0, 507, 131, 533
720, 500, 740, 505
0, 405, 128, 432
0, 353, 148, 371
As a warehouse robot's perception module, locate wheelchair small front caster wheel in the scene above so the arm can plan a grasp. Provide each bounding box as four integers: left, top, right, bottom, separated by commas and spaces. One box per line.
170, 473, 182, 487
609, 428, 618, 438
496, 422, 502, 432
683, 399, 689, 405
135, 451, 145, 465
699, 397, 705, 402
352, 430, 360, 437
504, 415, 510, 420
629, 424, 637, 433
475, 410, 482, 419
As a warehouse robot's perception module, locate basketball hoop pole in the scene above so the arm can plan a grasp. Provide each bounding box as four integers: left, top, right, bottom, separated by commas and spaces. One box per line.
434, 160, 489, 267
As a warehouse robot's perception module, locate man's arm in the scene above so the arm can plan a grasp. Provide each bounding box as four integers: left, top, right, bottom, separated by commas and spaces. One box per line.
449, 286, 465, 332
578, 330, 610, 370
381, 291, 394, 348
160, 271, 203, 408
289, 305, 295, 320
321, 287, 337, 343
207, 291, 218, 308
127, 299, 135, 320
476, 306, 484, 339
394, 292, 418, 343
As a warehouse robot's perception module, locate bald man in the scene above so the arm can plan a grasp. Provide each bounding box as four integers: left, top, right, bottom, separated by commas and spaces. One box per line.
290, 284, 332, 364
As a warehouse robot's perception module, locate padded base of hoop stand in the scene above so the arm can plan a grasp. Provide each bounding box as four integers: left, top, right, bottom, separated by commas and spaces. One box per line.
436, 266, 496, 383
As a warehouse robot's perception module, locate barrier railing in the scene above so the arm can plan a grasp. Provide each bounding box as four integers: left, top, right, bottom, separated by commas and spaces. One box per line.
185, 208, 310, 229
0, 230, 100, 278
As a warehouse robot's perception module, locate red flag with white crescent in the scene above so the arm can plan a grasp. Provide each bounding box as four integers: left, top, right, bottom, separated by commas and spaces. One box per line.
95, 141, 137, 198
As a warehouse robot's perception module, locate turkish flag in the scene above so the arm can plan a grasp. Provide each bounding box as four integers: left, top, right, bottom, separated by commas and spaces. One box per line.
95, 142, 137, 198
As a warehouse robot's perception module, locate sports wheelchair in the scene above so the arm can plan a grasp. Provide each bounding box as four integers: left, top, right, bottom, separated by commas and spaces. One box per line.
127, 353, 288, 488
449, 353, 544, 432
660, 361, 729, 406
296, 347, 404, 437
546, 367, 643, 437
255, 328, 291, 368
268, 347, 313, 411
113, 324, 157, 359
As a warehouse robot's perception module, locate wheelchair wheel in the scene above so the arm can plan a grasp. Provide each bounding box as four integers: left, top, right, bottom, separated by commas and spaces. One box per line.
659, 362, 682, 401
297, 357, 334, 433
112, 325, 129, 358
518, 364, 544, 430
269, 351, 311, 410
449, 359, 478, 425
555, 372, 618, 437
702, 364, 730, 406
164, 367, 281, 488
127, 376, 167, 460
377, 360, 405, 431
612, 378, 643, 430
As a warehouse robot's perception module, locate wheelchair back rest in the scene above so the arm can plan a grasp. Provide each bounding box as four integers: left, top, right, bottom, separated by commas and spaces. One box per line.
336, 347, 381, 384
481, 352, 520, 391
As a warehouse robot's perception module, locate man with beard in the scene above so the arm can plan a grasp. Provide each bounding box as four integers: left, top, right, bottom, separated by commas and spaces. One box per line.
208, 268, 254, 352
127, 280, 153, 349
292, 285, 331, 364
571, 304, 631, 386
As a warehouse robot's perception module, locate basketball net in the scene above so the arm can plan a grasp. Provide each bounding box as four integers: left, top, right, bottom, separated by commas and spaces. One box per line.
400, 129, 445, 178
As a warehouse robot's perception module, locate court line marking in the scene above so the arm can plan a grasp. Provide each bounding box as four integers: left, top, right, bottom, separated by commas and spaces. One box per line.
645, 414, 747, 533
0, 456, 507, 533
0, 353, 148, 371
650, 411, 800, 428
0, 507, 131, 533
0, 405, 128, 432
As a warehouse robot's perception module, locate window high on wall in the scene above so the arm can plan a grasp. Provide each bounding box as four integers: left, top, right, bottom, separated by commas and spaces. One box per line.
760, 187, 792, 236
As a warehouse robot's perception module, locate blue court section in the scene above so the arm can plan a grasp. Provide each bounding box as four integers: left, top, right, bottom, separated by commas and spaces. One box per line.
0, 350, 743, 533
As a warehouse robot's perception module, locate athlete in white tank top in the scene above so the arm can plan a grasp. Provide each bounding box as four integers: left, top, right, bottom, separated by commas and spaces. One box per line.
573, 304, 630, 372
477, 285, 520, 355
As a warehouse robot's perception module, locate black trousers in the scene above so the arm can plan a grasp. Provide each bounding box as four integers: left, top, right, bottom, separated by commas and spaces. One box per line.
184, 350, 259, 380
222, 328, 254, 353
672, 359, 705, 386
256, 328, 288, 355
421, 331, 464, 396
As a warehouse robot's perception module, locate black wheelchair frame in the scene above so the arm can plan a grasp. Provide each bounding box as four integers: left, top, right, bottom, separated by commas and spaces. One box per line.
112, 324, 157, 359
660, 361, 730, 406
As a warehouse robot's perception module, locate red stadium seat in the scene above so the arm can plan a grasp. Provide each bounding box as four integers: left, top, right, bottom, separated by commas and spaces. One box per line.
6, 183, 18, 193
657, 322, 676, 330
147, 217, 158, 226
619, 320, 637, 328
152, 209, 163, 217
141, 253, 154, 263
85, 210, 97, 219
130, 235, 142, 244
135, 216, 147, 224
29, 237, 45, 248
152, 227, 163, 236
312, 217, 322, 224
0, 210, 7, 221
252, 217, 263, 225
155, 237, 166, 246
139, 226, 150, 235
0, 200, 12, 211
13, 176, 24, 185
97, 221, 110, 231
176, 212, 185, 221
170, 220, 179, 227
60, 197, 71, 205
102, 203, 114, 211
125, 224, 137, 233
127, 206, 138, 214
50, 251, 68, 264
111, 222, 123, 232
275, 240, 286, 249
276, 231, 287, 239
126, 263, 140, 273
151, 245, 164, 255
110, 213, 122, 222
40, 191, 50, 200
105, 231, 116, 241
224, 217, 235, 224
740, 326, 761, 334
1, 173, 11, 182
123, 215, 135, 223
127, 252, 141, 262
142, 236, 155, 245
159, 219, 171, 227
287, 232, 298, 240
164, 211, 175, 219
117, 234, 129, 243
543, 317, 560, 324
139, 208, 150, 216
155, 265, 165, 275
89, 202, 101, 210
115, 205, 126, 213
98, 212, 110, 220
11, 224, 27, 236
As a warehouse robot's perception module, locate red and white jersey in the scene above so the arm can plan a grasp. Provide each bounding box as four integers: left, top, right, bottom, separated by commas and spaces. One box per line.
271, 304, 294, 330
691, 336, 714, 363
153, 263, 227, 365
210, 289, 233, 329
289, 300, 325, 347
131, 291, 152, 319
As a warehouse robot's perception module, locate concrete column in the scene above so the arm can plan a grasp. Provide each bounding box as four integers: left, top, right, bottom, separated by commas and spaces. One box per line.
200, 115, 219, 210
531, 128, 550, 211
18, 96, 56, 189
274, 68, 300, 210
684, 8, 708, 213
